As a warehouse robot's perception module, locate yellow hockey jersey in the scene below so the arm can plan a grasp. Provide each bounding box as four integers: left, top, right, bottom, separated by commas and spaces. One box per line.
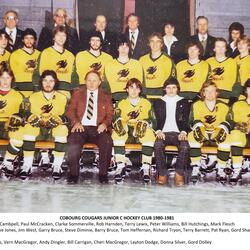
176, 59, 210, 100
0, 50, 10, 70
29, 91, 67, 116
139, 53, 176, 99
114, 97, 156, 129
190, 100, 230, 132
9, 48, 40, 91
37, 47, 76, 91
234, 54, 250, 86
206, 57, 240, 99
231, 100, 250, 124
0, 89, 23, 122
76, 50, 112, 84
103, 59, 143, 101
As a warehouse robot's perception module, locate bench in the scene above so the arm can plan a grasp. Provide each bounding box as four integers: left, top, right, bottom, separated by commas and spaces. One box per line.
1, 139, 250, 155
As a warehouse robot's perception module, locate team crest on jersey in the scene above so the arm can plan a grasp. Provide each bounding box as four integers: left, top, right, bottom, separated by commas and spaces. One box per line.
25, 59, 37, 73
182, 69, 195, 82
146, 66, 157, 80
0, 100, 7, 109
127, 106, 142, 120
90, 62, 102, 71
212, 67, 224, 80
41, 103, 53, 113
117, 68, 130, 82
204, 115, 216, 131
56, 60, 68, 73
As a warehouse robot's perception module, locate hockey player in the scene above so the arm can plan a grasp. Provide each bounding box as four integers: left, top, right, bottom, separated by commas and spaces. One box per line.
206, 38, 241, 105
112, 78, 156, 183
235, 36, 250, 91
0, 31, 10, 70
176, 41, 210, 102
1, 70, 69, 180
0, 67, 24, 177
75, 31, 112, 84
229, 79, 250, 181
9, 28, 40, 97
102, 36, 143, 102
34, 26, 76, 97
139, 32, 176, 100
188, 81, 231, 182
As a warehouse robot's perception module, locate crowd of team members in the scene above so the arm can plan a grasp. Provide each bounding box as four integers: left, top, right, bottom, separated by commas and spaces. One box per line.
0, 8, 250, 185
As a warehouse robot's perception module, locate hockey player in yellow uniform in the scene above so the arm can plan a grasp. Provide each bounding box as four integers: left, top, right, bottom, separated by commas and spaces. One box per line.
103, 36, 143, 102
177, 41, 210, 101
234, 36, 250, 99
188, 81, 231, 182
229, 79, 250, 181
0, 31, 10, 70
75, 31, 112, 84
34, 26, 77, 97
139, 32, 176, 100
112, 78, 156, 184
9, 28, 40, 97
206, 38, 241, 105
0, 67, 24, 178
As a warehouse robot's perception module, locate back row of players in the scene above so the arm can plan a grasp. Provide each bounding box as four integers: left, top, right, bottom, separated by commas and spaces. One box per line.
0, 9, 250, 185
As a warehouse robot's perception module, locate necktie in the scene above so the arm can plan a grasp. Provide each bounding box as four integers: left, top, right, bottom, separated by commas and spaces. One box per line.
9, 31, 14, 46
130, 32, 135, 54
201, 36, 206, 54
86, 92, 94, 120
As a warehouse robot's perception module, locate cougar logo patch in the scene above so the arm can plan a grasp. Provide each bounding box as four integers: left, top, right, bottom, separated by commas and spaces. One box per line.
57, 60, 68, 68
117, 68, 130, 82
146, 66, 157, 80
26, 59, 37, 69
127, 107, 142, 120
204, 115, 216, 124
0, 100, 7, 109
184, 69, 195, 78
213, 67, 224, 76
41, 103, 53, 113
90, 62, 102, 71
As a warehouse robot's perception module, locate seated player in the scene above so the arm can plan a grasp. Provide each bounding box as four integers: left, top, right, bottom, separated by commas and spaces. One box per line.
139, 32, 176, 100
176, 41, 210, 102
2, 70, 69, 180
0, 30, 10, 70
33, 26, 77, 98
103, 35, 143, 102
188, 81, 231, 182
206, 38, 241, 105
154, 78, 190, 186
112, 78, 156, 183
229, 79, 250, 181
9, 28, 40, 97
0, 67, 24, 177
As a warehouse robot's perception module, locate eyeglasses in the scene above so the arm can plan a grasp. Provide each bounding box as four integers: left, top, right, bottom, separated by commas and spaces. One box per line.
5, 16, 17, 21
55, 14, 66, 18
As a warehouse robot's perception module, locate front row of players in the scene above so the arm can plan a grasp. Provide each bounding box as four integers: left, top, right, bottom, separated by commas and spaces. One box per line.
1, 67, 250, 185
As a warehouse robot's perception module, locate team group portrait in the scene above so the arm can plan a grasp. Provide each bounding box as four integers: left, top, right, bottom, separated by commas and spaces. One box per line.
0, 0, 250, 203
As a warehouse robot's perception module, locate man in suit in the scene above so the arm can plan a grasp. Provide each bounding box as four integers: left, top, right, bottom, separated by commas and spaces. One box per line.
154, 77, 190, 186
190, 16, 216, 60
0, 10, 23, 52
37, 8, 79, 55
66, 70, 113, 184
124, 13, 147, 60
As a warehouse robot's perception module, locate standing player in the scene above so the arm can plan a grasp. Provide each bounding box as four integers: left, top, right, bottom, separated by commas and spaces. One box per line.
176, 41, 210, 102
188, 81, 231, 182
18, 70, 68, 180
9, 28, 40, 97
0, 67, 24, 178
139, 33, 176, 100
75, 31, 112, 84
207, 38, 241, 105
0, 31, 10, 70
112, 78, 156, 184
103, 36, 143, 102
34, 26, 76, 97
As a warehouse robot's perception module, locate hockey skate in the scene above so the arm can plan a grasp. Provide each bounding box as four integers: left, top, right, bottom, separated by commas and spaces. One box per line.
1, 160, 14, 178
190, 164, 200, 184
52, 164, 62, 180
114, 162, 125, 184
19, 165, 32, 180
141, 163, 151, 184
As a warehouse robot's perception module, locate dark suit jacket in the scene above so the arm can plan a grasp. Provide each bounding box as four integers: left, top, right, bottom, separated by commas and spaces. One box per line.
124, 28, 148, 60
37, 25, 79, 55
153, 98, 190, 133
0, 27, 23, 51
227, 45, 240, 58
163, 40, 185, 64
190, 34, 216, 60
66, 85, 114, 131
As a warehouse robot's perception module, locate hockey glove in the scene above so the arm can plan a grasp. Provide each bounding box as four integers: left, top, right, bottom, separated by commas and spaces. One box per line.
193, 125, 206, 143
46, 115, 68, 128
7, 114, 24, 132
133, 120, 148, 138
113, 118, 128, 136
212, 127, 227, 144
27, 114, 41, 127
235, 122, 249, 134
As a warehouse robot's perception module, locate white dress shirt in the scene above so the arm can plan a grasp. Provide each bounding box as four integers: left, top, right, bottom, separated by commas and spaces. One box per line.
6, 27, 17, 44
129, 28, 139, 46
198, 33, 208, 42
81, 89, 98, 126
161, 95, 183, 133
